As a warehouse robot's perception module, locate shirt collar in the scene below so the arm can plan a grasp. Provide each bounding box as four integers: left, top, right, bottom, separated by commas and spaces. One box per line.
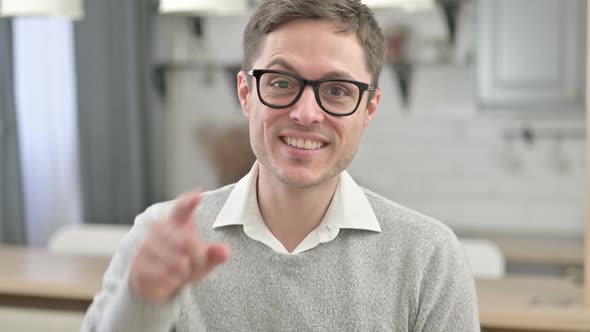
212, 161, 381, 233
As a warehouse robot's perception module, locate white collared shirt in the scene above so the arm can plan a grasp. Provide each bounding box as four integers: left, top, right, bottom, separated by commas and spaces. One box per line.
212, 162, 381, 254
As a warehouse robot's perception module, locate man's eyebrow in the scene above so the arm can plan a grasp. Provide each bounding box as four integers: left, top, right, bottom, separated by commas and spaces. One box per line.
320, 71, 356, 81
266, 59, 299, 74
265, 58, 357, 81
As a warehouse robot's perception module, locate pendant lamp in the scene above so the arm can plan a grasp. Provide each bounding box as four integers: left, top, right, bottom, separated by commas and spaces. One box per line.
0, 0, 83, 19
159, 0, 249, 16
363, 0, 435, 12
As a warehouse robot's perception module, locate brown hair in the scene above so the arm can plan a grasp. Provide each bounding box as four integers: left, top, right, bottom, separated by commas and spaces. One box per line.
242, 0, 386, 86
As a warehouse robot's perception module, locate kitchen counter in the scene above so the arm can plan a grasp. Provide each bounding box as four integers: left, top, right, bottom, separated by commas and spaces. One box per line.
460, 234, 584, 267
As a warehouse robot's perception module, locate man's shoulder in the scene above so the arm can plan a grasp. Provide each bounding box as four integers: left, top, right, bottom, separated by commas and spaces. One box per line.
200, 183, 237, 208
361, 188, 466, 278
136, 184, 236, 225
362, 188, 457, 244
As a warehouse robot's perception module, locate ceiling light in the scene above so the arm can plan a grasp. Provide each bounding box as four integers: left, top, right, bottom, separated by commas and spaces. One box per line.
363, 0, 435, 12
159, 0, 249, 16
0, 0, 83, 19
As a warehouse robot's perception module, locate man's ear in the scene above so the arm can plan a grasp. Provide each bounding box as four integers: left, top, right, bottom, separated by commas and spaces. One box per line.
364, 88, 381, 127
237, 71, 251, 117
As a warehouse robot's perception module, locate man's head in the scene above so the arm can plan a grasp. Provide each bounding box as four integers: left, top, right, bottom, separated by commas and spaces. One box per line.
242, 0, 385, 86
237, 0, 385, 189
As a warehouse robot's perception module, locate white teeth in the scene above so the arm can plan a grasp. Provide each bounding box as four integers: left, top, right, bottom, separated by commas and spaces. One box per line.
296, 139, 304, 148
282, 137, 324, 150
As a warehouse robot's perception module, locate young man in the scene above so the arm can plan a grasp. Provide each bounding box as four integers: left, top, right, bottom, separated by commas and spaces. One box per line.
82, 0, 479, 331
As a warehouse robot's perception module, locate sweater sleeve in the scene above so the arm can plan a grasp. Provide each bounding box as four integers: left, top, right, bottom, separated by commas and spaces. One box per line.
413, 232, 480, 332
80, 202, 188, 332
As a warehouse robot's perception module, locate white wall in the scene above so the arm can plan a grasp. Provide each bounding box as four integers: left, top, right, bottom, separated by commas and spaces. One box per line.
155, 7, 585, 237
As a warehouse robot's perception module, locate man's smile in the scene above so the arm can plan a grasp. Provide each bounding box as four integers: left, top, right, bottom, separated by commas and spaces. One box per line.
281, 136, 326, 150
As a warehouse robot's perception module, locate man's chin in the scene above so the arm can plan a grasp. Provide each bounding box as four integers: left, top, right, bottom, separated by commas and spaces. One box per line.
275, 170, 334, 189
261, 159, 338, 189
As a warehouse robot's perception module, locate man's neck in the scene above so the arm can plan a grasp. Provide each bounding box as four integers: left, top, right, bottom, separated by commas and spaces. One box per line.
256, 165, 339, 253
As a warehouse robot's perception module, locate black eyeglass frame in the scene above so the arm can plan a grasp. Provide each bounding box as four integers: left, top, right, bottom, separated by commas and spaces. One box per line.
246, 69, 376, 117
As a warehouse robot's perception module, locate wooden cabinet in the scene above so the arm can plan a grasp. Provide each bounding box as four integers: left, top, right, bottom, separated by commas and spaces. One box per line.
477, 0, 586, 110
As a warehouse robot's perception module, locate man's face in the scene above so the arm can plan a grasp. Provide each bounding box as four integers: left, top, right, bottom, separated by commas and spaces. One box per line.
237, 19, 381, 189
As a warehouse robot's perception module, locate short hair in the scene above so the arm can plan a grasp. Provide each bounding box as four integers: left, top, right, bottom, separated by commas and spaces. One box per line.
242, 0, 386, 86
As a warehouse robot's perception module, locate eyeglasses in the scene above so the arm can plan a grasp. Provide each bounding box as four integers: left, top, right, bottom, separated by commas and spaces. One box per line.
246, 69, 376, 117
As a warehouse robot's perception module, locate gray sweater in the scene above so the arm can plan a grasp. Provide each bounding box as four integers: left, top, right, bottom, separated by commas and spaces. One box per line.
82, 185, 480, 331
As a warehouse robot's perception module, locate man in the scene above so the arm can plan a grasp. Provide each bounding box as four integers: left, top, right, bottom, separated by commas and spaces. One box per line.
82, 0, 479, 331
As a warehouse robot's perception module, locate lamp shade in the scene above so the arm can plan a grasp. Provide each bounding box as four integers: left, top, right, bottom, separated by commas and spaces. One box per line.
160, 0, 249, 16
363, 0, 435, 11
0, 0, 83, 19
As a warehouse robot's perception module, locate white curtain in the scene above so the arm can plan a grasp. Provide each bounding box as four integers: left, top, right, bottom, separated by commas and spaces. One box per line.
13, 17, 83, 245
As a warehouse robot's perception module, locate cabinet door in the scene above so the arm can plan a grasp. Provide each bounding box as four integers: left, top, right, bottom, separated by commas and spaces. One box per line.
477, 0, 585, 110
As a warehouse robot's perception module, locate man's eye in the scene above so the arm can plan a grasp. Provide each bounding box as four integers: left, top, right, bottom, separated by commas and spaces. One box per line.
330, 88, 344, 97
329, 87, 348, 96
271, 80, 291, 89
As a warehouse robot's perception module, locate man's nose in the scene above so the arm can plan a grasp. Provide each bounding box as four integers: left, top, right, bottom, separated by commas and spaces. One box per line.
288, 86, 325, 125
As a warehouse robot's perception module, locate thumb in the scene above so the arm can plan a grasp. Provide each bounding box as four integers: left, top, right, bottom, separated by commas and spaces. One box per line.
188, 243, 230, 283
169, 190, 202, 226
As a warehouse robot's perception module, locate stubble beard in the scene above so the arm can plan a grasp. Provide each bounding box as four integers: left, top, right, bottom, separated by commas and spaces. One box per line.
258, 146, 358, 190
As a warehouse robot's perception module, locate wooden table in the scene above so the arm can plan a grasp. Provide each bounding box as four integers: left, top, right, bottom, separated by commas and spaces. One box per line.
477, 276, 590, 332
0, 245, 110, 311
2, 246, 590, 331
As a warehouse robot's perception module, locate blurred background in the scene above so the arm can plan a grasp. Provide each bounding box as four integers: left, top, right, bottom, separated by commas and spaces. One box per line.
3, 0, 586, 243
0, 0, 588, 331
